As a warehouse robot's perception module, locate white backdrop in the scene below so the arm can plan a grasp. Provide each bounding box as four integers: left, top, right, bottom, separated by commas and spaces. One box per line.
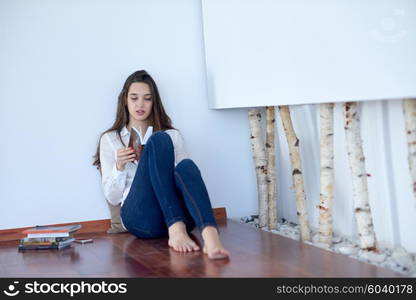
202, 0, 416, 108
0, 0, 415, 253
0, 0, 257, 229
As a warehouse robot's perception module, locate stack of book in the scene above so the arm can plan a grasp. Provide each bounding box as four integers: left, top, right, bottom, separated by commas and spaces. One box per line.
18, 224, 82, 251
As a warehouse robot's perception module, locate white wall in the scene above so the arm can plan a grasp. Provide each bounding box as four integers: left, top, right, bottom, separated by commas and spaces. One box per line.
202, 0, 416, 108
1, 0, 415, 254
0, 0, 254, 229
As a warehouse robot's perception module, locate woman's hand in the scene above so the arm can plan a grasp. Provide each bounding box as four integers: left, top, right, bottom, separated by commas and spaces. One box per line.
116, 147, 137, 171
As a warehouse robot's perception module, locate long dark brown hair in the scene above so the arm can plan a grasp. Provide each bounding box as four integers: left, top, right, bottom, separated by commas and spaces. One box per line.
92, 70, 175, 174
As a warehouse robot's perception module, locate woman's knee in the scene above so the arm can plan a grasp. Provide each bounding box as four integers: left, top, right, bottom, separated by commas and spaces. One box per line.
148, 131, 171, 145
175, 158, 200, 174
146, 131, 175, 155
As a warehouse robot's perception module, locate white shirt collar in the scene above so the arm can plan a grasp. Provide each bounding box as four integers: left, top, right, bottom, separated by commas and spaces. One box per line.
121, 125, 155, 137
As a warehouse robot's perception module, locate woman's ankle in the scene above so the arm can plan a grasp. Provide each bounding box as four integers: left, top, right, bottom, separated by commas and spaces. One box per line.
201, 225, 218, 237
168, 221, 186, 234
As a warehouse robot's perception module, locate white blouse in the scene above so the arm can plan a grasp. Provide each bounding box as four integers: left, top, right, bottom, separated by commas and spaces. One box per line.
99, 125, 190, 229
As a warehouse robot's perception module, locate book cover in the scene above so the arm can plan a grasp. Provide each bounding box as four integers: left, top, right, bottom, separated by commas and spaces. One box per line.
20, 236, 71, 243
26, 232, 73, 239
20, 236, 73, 246
22, 224, 81, 235
18, 238, 75, 251
18, 243, 71, 251
128, 126, 153, 163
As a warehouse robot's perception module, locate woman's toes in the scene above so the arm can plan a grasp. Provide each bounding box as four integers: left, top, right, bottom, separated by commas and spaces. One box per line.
168, 233, 201, 253
209, 248, 230, 260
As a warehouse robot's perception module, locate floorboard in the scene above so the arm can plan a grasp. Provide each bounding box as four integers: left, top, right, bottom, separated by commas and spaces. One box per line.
0, 220, 401, 277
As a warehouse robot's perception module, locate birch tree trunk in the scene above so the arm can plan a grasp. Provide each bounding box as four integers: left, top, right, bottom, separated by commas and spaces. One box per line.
343, 101, 377, 251
318, 103, 335, 245
266, 106, 278, 230
279, 105, 311, 241
402, 98, 416, 201
248, 108, 269, 228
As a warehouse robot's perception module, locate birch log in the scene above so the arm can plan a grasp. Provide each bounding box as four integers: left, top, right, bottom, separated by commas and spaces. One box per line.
279, 105, 311, 241
266, 106, 278, 230
343, 102, 377, 251
248, 108, 269, 228
402, 98, 416, 201
318, 103, 335, 245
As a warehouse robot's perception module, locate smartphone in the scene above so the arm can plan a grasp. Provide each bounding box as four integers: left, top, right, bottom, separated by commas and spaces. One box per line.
128, 129, 141, 160
74, 238, 93, 244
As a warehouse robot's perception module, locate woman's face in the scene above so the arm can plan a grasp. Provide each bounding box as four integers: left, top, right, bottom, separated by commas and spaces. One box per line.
126, 82, 153, 122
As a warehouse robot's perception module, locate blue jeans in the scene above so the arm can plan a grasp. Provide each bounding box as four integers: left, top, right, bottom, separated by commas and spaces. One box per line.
120, 131, 218, 239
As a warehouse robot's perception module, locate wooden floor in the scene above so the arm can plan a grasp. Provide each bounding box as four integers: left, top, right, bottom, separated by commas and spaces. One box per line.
0, 219, 401, 277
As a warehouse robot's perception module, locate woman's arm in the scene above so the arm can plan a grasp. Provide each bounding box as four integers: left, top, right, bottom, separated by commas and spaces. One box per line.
172, 129, 190, 167
100, 133, 127, 206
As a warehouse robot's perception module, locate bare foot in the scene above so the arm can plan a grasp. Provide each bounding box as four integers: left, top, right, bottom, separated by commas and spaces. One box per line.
201, 226, 230, 260
168, 221, 200, 253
